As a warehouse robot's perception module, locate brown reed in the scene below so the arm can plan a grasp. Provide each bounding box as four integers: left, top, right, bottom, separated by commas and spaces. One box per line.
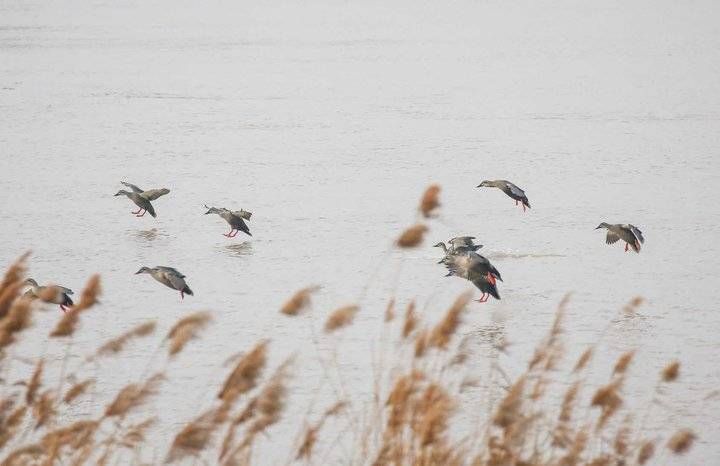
167, 312, 211, 356
25, 359, 44, 405
573, 347, 594, 373
166, 409, 218, 463
401, 300, 417, 338
396, 224, 428, 248
662, 360, 680, 382
104, 373, 163, 418
384, 298, 395, 322
95, 321, 156, 357
637, 440, 655, 464
612, 350, 635, 375
218, 341, 268, 403
63, 379, 94, 404
429, 291, 471, 349
666, 428, 696, 454
324, 305, 358, 332
280, 286, 320, 316
0, 295, 33, 348
419, 184, 441, 218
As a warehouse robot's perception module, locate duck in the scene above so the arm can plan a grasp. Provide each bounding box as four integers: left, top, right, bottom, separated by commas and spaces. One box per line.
135, 266, 193, 300
477, 180, 530, 211
434, 236, 483, 264
204, 205, 252, 237
114, 190, 157, 218
23, 278, 74, 311
443, 252, 502, 303
120, 181, 170, 202
595, 223, 645, 253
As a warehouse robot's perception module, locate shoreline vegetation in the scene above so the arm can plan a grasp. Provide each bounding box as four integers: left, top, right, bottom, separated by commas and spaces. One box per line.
0, 186, 697, 465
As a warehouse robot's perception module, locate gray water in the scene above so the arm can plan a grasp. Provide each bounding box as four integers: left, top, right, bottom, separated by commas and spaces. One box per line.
1, 0, 719, 463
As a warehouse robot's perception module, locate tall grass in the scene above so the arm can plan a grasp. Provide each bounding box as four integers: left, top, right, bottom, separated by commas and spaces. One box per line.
0, 186, 699, 465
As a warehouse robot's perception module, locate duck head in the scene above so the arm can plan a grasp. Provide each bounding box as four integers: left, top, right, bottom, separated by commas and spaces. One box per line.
476, 180, 491, 188
595, 222, 610, 230
114, 190, 129, 197
135, 267, 152, 275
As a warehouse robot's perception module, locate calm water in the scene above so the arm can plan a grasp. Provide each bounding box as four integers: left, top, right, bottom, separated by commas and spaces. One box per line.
1, 0, 719, 462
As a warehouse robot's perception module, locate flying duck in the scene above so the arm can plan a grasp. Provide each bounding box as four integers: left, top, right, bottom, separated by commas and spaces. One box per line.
443, 252, 502, 303
477, 180, 530, 211
135, 266, 193, 300
595, 223, 645, 253
23, 278, 74, 311
114, 190, 157, 218
204, 205, 252, 237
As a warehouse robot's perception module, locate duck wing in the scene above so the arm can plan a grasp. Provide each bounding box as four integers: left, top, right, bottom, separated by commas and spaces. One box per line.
627, 225, 644, 244
605, 230, 620, 245
121, 181, 144, 193
164, 272, 188, 292
503, 181, 526, 197
157, 266, 185, 278
141, 188, 170, 201
231, 209, 252, 220
448, 236, 476, 247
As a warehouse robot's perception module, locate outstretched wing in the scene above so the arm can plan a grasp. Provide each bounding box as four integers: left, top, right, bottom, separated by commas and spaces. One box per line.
141, 188, 170, 201
606, 231, 620, 245
504, 181, 526, 197
627, 225, 644, 244
121, 181, 144, 193
144, 201, 157, 218
231, 209, 252, 220
449, 236, 475, 246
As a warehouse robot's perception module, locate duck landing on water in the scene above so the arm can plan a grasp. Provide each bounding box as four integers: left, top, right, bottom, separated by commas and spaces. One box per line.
114, 182, 169, 218
205, 205, 252, 238
595, 223, 645, 253
135, 266, 193, 300
477, 180, 530, 212
23, 278, 74, 312
443, 252, 502, 303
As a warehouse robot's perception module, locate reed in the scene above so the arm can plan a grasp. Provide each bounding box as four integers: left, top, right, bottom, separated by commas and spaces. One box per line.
419, 184, 441, 218
0, 244, 701, 466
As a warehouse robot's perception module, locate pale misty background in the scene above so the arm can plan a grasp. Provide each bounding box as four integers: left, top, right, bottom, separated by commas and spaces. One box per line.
1, 0, 719, 463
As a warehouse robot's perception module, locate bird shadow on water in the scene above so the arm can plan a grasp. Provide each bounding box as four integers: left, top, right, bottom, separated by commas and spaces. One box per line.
130, 228, 165, 242
222, 242, 254, 257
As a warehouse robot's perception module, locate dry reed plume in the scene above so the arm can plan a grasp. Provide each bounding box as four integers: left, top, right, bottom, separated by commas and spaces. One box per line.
166, 312, 211, 356
94, 321, 156, 357
324, 305, 359, 332
280, 286, 320, 316
419, 184, 441, 218
396, 224, 428, 248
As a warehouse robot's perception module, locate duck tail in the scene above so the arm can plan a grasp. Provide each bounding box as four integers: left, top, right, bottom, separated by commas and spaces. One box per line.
183, 285, 194, 296
488, 284, 500, 300
63, 295, 74, 307
523, 197, 531, 209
